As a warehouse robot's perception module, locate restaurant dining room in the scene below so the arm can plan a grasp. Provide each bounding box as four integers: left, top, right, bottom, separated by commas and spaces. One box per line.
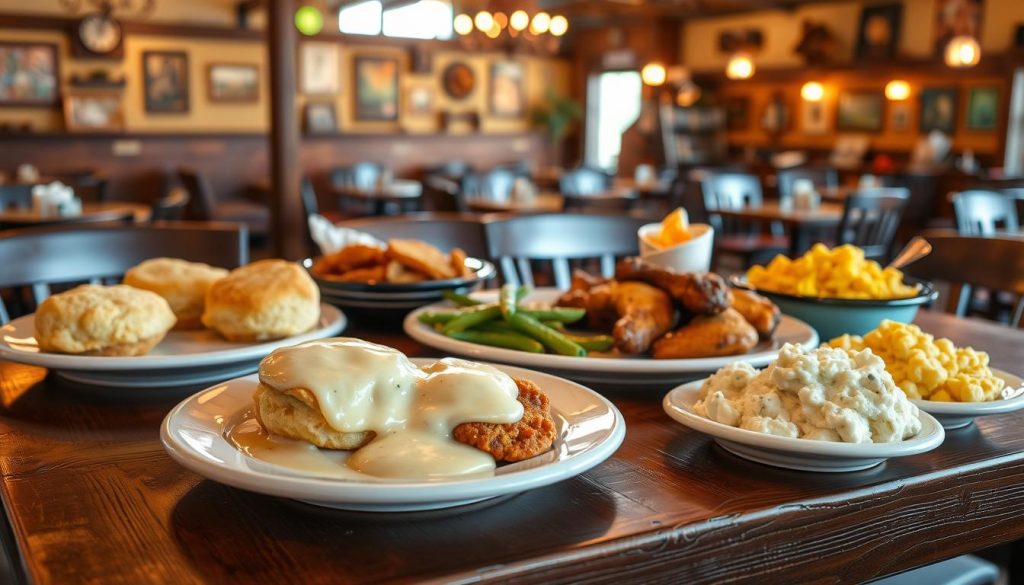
3, 0, 1024, 582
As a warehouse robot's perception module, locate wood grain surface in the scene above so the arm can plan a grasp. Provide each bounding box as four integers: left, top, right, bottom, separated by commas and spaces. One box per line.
0, 311, 1022, 584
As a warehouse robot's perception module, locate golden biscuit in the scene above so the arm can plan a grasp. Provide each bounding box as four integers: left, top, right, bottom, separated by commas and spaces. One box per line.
34, 284, 176, 356
123, 257, 228, 330
252, 384, 375, 450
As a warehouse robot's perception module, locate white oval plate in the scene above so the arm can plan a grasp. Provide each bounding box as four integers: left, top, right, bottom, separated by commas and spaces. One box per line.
663, 378, 945, 472
161, 359, 625, 512
911, 369, 1024, 429
403, 288, 819, 389
0, 304, 346, 388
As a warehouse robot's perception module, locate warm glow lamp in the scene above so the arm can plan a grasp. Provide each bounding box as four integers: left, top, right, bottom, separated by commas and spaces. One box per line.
640, 63, 666, 86
675, 81, 702, 107
294, 5, 324, 36
453, 13, 473, 36
509, 10, 529, 31
549, 15, 568, 37
529, 12, 551, 35
474, 11, 494, 32
725, 52, 755, 80
493, 12, 508, 30
945, 35, 981, 68
800, 81, 824, 102
885, 79, 911, 101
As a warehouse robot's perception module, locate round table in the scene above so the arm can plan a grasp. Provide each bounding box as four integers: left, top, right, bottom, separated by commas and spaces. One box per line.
0, 202, 151, 229
336, 180, 423, 215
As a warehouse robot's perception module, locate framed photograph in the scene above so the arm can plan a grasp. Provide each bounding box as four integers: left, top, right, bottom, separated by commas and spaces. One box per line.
405, 82, 433, 116
800, 101, 829, 135
304, 102, 336, 134
0, 42, 59, 106
920, 87, 958, 134
489, 61, 526, 118
207, 63, 259, 103
836, 91, 884, 132
354, 56, 399, 121
890, 101, 912, 132
142, 50, 189, 113
856, 4, 902, 60
63, 91, 123, 132
723, 96, 750, 131
300, 42, 339, 95
760, 93, 790, 135
934, 0, 983, 55
966, 87, 999, 131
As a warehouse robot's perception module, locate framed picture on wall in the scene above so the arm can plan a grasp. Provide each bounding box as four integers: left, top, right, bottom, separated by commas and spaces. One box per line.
300, 42, 340, 95
920, 87, 958, 134
855, 3, 902, 60
836, 91, 884, 132
304, 102, 337, 134
890, 101, 912, 132
405, 82, 433, 116
354, 55, 399, 121
489, 61, 526, 118
63, 91, 123, 132
934, 0, 983, 55
966, 87, 999, 131
723, 96, 750, 131
800, 101, 829, 135
0, 42, 59, 107
142, 50, 189, 113
207, 63, 259, 103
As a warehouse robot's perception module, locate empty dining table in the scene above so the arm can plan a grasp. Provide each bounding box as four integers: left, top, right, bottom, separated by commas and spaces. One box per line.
335, 179, 423, 216
0, 201, 151, 230
464, 192, 564, 213
714, 201, 844, 256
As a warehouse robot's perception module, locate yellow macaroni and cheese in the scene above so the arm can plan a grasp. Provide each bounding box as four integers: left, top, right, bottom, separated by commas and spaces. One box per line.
746, 244, 918, 300
829, 320, 1006, 402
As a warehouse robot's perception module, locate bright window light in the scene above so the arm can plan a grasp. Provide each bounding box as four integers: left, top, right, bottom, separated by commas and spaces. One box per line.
384, 0, 453, 39
339, 1, 382, 35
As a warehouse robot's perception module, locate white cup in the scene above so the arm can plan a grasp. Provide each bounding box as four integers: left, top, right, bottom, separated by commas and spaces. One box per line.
638, 222, 714, 272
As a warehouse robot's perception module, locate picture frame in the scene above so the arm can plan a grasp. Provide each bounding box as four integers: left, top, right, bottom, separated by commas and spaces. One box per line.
442, 62, 475, 100
405, 82, 433, 116
800, 100, 829, 135
890, 101, 912, 132
966, 87, 999, 131
63, 91, 123, 132
304, 102, 337, 134
0, 42, 59, 107
934, 0, 983, 56
856, 3, 902, 60
207, 63, 259, 103
142, 50, 189, 113
489, 61, 526, 118
300, 42, 340, 95
920, 87, 958, 134
836, 91, 884, 132
723, 96, 750, 131
354, 55, 399, 122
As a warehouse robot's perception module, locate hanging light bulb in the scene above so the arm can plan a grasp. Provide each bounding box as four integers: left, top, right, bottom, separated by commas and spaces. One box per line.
725, 52, 755, 80
493, 12, 508, 30
453, 13, 473, 36
474, 11, 493, 33
509, 10, 529, 32
485, 21, 501, 38
549, 15, 568, 37
945, 35, 980, 68
800, 81, 824, 102
885, 79, 911, 101
529, 12, 551, 35
640, 63, 666, 86
675, 81, 702, 107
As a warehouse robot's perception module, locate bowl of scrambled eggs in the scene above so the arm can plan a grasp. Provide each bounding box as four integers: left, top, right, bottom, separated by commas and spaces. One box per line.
732, 244, 937, 340
638, 208, 714, 272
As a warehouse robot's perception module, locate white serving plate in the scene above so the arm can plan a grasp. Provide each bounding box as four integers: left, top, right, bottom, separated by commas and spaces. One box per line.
911, 369, 1024, 429
403, 288, 819, 389
663, 379, 945, 472
0, 304, 346, 388
160, 359, 625, 512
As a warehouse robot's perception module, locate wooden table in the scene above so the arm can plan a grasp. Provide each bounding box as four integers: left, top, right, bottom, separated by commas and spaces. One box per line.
465, 193, 564, 213
0, 202, 150, 229
0, 311, 1022, 583
336, 180, 422, 216
715, 201, 844, 256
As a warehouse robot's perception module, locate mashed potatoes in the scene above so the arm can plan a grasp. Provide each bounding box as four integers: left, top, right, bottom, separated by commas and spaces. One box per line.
746, 244, 918, 299
829, 320, 1005, 402
694, 343, 921, 443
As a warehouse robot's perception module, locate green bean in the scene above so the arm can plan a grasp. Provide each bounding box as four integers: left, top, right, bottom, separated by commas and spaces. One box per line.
476, 321, 520, 334
441, 306, 501, 334
499, 284, 518, 319
418, 311, 457, 325
562, 333, 615, 352
541, 320, 565, 331
519, 307, 585, 323
506, 313, 586, 357
449, 330, 544, 353
442, 290, 481, 307
515, 286, 531, 301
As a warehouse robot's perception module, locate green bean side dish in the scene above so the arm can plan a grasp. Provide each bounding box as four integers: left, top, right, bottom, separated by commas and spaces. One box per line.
416, 285, 615, 357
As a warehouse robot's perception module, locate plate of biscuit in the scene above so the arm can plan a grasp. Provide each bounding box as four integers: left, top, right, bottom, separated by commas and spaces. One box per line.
161, 338, 625, 512
0, 258, 346, 388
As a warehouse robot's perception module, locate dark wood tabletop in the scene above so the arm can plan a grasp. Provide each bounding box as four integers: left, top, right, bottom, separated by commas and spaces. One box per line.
715, 202, 844, 256
0, 202, 151, 228
0, 310, 1022, 584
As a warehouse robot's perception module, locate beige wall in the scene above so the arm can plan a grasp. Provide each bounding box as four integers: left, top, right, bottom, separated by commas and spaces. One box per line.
0, 0, 245, 26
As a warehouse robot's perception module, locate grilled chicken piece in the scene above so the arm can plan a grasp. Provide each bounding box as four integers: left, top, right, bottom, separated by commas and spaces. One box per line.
729, 289, 781, 339
652, 308, 758, 359
557, 280, 675, 354
615, 258, 731, 315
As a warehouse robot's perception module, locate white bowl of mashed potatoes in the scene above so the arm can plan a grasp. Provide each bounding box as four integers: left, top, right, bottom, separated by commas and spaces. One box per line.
662, 343, 944, 472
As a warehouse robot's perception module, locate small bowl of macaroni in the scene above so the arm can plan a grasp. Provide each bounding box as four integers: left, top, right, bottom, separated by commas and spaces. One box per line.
731, 244, 937, 340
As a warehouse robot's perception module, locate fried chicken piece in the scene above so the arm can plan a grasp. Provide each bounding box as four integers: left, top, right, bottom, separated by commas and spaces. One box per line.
384, 260, 427, 283
557, 282, 618, 331
449, 247, 474, 278
557, 280, 675, 353
453, 378, 556, 462
321, 244, 386, 275
615, 257, 731, 315
730, 289, 780, 339
652, 308, 759, 359
386, 239, 456, 280
333, 265, 387, 283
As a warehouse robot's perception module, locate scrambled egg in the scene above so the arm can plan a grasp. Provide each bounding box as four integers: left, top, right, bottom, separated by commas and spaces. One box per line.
829, 320, 1005, 402
694, 343, 921, 443
746, 243, 918, 299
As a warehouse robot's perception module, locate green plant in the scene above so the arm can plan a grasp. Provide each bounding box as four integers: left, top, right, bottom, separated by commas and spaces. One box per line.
531, 89, 582, 142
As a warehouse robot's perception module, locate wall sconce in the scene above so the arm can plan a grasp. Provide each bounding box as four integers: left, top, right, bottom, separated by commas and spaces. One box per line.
725, 52, 755, 80
800, 81, 824, 102
641, 63, 667, 86
945, 35, 981, 68
885, 79, 911, 101
294, 5, 324, 36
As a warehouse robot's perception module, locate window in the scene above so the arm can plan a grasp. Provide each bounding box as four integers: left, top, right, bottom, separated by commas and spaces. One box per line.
339, 0, 453, 40
585, 71, 643, 172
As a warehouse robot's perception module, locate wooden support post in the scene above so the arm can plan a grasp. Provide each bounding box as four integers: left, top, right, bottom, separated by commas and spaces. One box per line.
268, 0, 305, 259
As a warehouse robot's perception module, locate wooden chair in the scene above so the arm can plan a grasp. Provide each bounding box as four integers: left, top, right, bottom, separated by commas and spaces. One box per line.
0, 222, 248, 323
952, 190, 1019, 236
462, 168, 519, 201
150, 188, 190, 221
836, 188, 909, 261
177, 166, 268, 235
777, 166, 838, 202
906, 231, 1024, 326
330, 162, 388, 215
338, 212, 489, 259
421, 175, 463, 212
559, 167, 610, 196
53, 169, 108, 203
699, 171, 788, 267
0, 184, 32, 211
483, 213, 648, 288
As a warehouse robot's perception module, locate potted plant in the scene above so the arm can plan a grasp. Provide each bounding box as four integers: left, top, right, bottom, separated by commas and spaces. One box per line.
531, 89, 582, 167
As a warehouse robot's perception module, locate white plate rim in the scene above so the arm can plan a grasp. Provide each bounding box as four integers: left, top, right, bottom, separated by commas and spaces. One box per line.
160, 360, 626, 505
0, 304, 346, 371
911, 369, 1024, 416
662, 378, 945, 458
403, 288, 819, 374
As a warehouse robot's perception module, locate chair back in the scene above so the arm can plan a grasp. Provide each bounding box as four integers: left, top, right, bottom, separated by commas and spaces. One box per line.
331, 162, 384, 193
177, 167, 216, 220
952, 190, 1019, 236
484, 213, 647, 288
906, 231, 1024, 325
426, 160, 472, 179
0, 222, 248, 323
150, 188, 190, 221
700, 172, 764, 235
559, 167, 610, 196
0, 184, 32, 211
777, 166, 838, 201
421, 175, 462, 212
836, 189, 909, 260
463, 168, 519, 201
53, 169, 108, 202
300, 177, 320, 217
338, 213, 488, 259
